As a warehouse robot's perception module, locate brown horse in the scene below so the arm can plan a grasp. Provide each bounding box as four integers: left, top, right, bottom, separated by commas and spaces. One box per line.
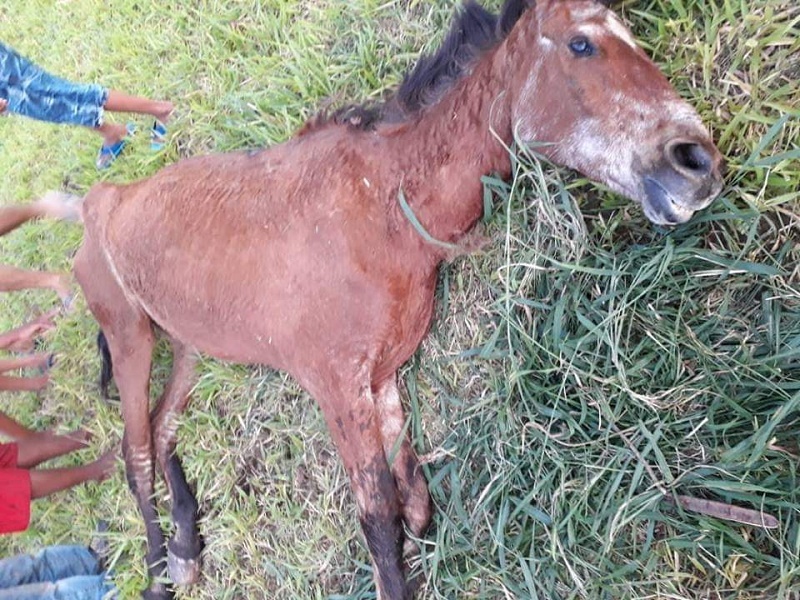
73, 0, 723, 598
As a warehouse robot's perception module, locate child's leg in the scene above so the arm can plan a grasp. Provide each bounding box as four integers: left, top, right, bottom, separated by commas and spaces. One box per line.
29, 191, 83, 223
0, 193, 81, 236
0, 354, 52, 392
0, 353, 52, 373
0, 203, 41, 237
103, 90, 173, 123
29, 449, 116, 499
0, 374, 49, 392
2, 43, 172, 151
94, 121, 130, 146
96, 91, 174, 147
0, 265, 71, 302
0, 545, 102, 588
0, 574, 114, 600
16, 429, 91, 468
0, 411, 36, 439
4, 50, 106, 130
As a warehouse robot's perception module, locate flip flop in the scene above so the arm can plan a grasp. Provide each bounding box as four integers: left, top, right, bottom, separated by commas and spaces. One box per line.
96, 122, 136, 170
150, 120, 168, 151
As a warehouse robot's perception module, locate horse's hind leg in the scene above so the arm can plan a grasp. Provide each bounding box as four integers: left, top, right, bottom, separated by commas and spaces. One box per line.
74, 242, 168, 600
151, 340, 202, 587
374, 376, 432, 558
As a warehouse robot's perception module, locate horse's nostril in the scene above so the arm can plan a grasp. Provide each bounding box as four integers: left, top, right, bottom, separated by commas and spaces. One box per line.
668, 141, 713, 175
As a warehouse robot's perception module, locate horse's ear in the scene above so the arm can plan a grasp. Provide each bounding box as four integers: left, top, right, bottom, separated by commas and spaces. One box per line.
498, 0, 533, 37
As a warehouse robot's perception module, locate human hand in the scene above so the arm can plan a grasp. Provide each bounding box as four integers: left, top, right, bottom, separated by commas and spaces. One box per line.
4, 309, 59, 352
0, 98, 7, 113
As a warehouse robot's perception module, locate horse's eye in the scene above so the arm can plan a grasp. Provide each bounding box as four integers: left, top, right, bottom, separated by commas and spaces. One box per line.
568, 35, 595, 57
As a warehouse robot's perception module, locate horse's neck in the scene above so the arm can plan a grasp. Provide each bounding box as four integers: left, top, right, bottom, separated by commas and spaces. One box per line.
389, 48, 513, 250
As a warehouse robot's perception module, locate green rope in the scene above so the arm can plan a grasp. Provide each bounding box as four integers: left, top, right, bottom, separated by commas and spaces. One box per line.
397, 187, 460, 251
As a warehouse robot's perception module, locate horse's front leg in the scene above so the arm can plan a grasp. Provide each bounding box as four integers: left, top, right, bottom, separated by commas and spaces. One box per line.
314, 373, 410, 600
151, 341, 202, 588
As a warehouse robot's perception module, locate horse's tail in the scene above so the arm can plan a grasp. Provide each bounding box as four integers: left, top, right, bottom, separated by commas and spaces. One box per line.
97, 330, 114, 401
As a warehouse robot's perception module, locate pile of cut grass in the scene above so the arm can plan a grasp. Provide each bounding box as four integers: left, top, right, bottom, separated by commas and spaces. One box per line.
1, 1, 798, 598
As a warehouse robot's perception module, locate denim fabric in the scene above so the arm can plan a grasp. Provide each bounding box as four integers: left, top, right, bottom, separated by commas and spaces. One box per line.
0, 545, 114, 599
0, 575, 114, 600
0, 42, 108, 127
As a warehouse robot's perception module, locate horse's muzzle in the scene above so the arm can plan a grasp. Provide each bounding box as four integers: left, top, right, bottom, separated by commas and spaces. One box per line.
641, 137, 724, 226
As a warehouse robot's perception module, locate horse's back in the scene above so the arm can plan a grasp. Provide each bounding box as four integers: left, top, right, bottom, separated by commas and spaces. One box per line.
78, 131, 427, 378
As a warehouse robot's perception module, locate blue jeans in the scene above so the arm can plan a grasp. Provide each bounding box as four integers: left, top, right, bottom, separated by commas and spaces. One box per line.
0, 545, 115, 600
0, 42, 108, 128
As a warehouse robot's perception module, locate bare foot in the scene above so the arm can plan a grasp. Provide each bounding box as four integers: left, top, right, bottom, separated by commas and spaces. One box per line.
62, 428, 92, 449
35, 191, 83, 223
91, 449, 118, 482
27, 429, 90, 455
63, 427, 93, 447
49, 273, 74, 308
33, 352, 56, 371
4, 309, 58, 352
154, 101, 174, 124
32, 374, 49, 390
31, 308, 59, 329
100, 122, 129, 146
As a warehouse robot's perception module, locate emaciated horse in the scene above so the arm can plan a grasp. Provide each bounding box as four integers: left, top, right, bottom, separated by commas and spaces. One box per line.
73, 1, 724, 598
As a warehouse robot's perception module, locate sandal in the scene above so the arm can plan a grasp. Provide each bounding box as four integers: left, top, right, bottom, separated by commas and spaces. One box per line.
150, 120, 168, 151
96, 122, 136, 170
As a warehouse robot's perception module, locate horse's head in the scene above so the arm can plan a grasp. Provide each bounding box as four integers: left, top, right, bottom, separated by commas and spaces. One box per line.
508, 0, 724, 225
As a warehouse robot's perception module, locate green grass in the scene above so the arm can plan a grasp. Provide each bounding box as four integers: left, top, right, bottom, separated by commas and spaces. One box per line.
1, 0, 799, 598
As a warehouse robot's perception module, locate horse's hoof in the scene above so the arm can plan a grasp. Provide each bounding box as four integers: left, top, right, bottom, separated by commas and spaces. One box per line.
168, 549, 201, 586
142, 583, 172, 600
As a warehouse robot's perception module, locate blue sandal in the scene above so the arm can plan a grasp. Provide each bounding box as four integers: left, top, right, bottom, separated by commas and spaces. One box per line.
151, 120, 168, 151
96, 122, 136, 170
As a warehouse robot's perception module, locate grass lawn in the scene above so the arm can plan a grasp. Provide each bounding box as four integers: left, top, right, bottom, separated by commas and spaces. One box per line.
1, 0, 799, 598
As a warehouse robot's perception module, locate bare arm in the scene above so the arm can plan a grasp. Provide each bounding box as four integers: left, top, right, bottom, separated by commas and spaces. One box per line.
29, 449, 116, 499
0, 411, 35, 439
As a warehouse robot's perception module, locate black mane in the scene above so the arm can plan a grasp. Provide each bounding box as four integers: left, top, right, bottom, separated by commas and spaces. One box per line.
304, 0, 529, 133
397, 1, 500, 113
